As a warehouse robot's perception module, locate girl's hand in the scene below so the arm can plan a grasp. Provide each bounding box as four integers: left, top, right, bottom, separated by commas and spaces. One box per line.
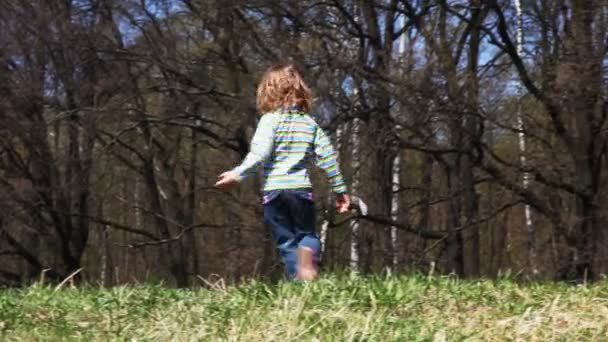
335, 193, 351, 214
215, 171, 239, 191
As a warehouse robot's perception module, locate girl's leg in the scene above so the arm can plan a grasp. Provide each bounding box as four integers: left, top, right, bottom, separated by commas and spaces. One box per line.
264, 190, 320, 280
286, 191, 320, 279
263, 192, 298, 279
278, 244, 298, 279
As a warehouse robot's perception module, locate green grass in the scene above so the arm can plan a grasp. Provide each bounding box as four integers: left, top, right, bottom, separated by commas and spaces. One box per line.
1, 273, 607, 341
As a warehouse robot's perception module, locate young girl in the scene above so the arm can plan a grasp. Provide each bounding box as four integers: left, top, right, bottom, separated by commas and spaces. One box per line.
215, 63, 350, 280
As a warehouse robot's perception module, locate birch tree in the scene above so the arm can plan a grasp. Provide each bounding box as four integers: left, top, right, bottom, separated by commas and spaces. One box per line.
514, 0, 538, 276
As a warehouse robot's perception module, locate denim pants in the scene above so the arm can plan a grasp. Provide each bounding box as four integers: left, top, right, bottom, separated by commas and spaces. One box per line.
263, 189, 320, 279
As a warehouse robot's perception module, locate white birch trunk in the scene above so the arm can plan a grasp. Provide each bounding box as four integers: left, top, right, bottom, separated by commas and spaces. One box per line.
390, 155, 400, 267
350, 118, 361, 270
320, 218, 329, 257
389, 20, 407, 269
100, 225, 107, 285
515, 0, 538, 275
99, 201, 109, 285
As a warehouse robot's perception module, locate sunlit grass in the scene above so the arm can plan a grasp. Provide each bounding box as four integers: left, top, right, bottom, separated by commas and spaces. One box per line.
0, 273, 607, 341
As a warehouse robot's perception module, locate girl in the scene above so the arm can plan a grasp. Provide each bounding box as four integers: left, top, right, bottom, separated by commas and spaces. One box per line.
215, 63, 350, 280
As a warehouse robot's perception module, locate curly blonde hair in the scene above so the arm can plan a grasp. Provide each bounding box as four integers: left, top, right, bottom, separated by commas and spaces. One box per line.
256, 63, 312, 114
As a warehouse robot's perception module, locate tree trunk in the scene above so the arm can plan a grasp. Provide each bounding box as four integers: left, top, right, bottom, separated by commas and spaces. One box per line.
568, 0, 602, 280
390, 154, 400, 268
350, 118, 361, 270
445, 165, 464, 276
515, 0, 538, 277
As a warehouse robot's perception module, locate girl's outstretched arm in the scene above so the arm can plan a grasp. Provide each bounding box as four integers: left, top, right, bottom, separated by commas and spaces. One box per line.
215, 113, 277, 190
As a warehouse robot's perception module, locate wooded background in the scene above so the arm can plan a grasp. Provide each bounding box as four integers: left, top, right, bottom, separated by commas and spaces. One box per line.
1, 0, 607, 286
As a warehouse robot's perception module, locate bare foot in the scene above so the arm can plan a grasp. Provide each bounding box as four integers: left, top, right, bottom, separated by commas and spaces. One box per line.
296, 247, 318, 281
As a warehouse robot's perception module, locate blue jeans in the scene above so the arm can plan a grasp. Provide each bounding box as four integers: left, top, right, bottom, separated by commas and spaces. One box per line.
263, 189, 320, 279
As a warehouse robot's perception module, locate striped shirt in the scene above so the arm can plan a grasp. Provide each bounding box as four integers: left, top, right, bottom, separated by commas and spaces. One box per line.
231, 109, 347, 194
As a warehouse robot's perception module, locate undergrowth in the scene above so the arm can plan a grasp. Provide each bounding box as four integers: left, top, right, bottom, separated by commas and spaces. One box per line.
0, 273, 606, 341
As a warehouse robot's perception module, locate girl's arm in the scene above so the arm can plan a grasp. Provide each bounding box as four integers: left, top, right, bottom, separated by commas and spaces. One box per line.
215, 113, 277, 190
313, 126, 350, 213
231, 113, 277, 180
313, 126, 347, 194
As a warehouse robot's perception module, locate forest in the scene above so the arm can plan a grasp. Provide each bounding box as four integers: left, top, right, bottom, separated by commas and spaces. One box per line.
1, 0, 607, 286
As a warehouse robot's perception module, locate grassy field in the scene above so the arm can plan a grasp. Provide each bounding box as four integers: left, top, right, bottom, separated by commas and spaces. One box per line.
0, 273, 607, 341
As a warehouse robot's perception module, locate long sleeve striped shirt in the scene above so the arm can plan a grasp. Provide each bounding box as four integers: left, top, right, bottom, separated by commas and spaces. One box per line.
231, 109, 347, 194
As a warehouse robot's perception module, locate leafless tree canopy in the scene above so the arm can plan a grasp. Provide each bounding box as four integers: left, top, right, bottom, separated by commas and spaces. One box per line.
0, 0, 607, 285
